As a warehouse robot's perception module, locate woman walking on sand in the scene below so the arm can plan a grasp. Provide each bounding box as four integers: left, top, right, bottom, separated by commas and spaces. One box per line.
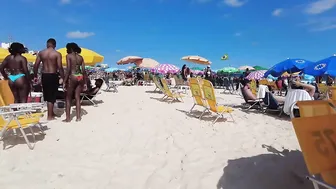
63, 43, 87, 122
0, 42, 31, 103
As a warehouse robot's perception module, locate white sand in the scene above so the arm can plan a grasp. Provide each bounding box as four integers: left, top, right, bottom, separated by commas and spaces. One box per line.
0, 86, 313, 189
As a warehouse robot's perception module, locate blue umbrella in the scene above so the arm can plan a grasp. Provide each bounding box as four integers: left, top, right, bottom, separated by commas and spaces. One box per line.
264, 58, 312, 77
303, 55, 336, 77
105, 67, 118, 73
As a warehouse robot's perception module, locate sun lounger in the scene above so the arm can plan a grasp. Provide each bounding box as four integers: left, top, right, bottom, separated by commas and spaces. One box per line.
160, 78, 184, 103
202, 79, 234, 125
261, 92, 284, 116
80, 86, 102, 107
0, 108, 45, 150
189, 78, 209, 119
291, 100, 336, 189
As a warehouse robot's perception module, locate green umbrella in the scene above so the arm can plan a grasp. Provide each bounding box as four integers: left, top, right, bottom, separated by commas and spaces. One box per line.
253, 66, 268, 70
217, 67, 238, 73
191, 66, 204, 71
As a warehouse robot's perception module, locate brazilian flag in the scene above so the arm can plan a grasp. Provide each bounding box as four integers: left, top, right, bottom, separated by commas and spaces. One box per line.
221, 54, 229, 60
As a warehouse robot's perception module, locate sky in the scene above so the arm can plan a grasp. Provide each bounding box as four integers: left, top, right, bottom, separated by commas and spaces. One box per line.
1, 0, 336, 69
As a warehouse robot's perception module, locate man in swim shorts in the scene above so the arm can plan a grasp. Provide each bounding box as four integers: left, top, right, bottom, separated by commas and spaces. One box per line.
34, 38, 64, 120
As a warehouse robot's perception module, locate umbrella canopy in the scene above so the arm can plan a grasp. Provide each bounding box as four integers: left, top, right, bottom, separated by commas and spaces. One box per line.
181, 55, 211, 65
281, 72, 300, 78
253, 65, 268, 70
191, 66, 203, 71
117, 56, 143, 65
218, 67, 238, 74
245, 70, 267, 80
105, 67, 118, 73
303, 55, 336, 77
151, 64, 179, 74
136, 58, 159, 68
0, 48, 36, 63
238, 65, 255, 71
264, 58, 312, 77
57, 47, 104, 66
22, 53, 36, 62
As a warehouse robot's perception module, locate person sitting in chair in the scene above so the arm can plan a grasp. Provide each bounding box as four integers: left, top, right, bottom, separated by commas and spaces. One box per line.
84, 78, 103, 96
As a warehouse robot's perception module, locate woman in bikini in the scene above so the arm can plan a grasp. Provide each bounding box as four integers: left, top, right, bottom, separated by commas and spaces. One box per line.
63, 43, 87, 122
0, 42, 31, 103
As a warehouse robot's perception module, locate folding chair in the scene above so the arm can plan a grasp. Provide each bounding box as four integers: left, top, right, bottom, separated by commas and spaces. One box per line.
291, 100, 336, 189
80, 87, 102, 107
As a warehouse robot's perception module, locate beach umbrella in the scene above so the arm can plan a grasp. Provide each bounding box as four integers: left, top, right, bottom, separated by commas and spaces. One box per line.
22, 53, 36, 62
281, 72, 300, 78
0, 48, 9, 62
117, 56, 143, 65
238, 65, 255, 71
253, 65, 268, 70
303, 55, 336, 77
57, 47, 104, 66
151, 64, 179, 74
136, 58, 159, 68
264, 58, 312, 77
191, 66, 204, 71
245, 70, 267, 80
217, 67, 238, 74
105, 67, 118, 73
181, 55, 211, 65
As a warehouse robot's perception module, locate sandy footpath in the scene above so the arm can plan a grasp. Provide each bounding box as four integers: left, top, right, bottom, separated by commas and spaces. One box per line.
0, 86, 312, 189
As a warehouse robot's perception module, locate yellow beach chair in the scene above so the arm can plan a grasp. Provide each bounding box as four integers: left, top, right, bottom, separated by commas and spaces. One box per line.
291, 100, 336, 188
160, 78, 184, 103
0, 108, 44, 150
189, 78, 209, 119
202, 79, 234, 125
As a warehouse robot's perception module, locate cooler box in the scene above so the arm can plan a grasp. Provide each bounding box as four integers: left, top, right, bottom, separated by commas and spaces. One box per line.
28, 92, 43, 103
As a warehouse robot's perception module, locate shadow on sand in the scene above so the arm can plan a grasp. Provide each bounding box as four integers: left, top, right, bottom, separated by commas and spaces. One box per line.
150, 97, 182, 104
2, 125, 47, 150
175, 109, 233, 123
145, 90, 162, 94
217, 144, 313, 189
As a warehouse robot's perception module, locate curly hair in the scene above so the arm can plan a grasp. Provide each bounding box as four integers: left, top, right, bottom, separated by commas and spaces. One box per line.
8, 42, 25, 55
66, 42, 81, 54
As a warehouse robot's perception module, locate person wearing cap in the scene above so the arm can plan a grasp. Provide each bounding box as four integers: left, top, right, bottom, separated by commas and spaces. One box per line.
204, 65, 212, 81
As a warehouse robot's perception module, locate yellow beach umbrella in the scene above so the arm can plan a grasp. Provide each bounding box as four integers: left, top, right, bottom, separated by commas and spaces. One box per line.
57, 47, 104, 66
0, 48, 9, 62
22, 53, 36, 62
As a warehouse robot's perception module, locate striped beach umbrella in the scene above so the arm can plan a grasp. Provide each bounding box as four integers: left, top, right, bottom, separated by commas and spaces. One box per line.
151, 64, 179, 74
245, 70, 267, 80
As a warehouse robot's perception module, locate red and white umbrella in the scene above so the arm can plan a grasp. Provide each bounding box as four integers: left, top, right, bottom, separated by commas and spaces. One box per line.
245, 70, 266, 80
151, 64, 180, 74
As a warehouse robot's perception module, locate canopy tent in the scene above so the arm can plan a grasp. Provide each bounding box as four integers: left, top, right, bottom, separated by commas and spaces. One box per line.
57, 48, 104, 66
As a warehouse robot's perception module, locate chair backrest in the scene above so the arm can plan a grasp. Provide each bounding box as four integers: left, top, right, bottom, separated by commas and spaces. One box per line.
160, 78, 173, 96
318, 83, 329, 95
153, 77, 164, 91
0, 80, 14, 105
250, 80, 257, 95
259, 79, 269, 85
144, 74, 150, 81
189, 78, 206, 107
202, 79, 218, 112
292, 100, 336, 185
262, 92, 279, 109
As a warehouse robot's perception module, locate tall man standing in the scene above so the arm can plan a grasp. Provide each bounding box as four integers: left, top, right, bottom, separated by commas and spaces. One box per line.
34, 38, 64, 120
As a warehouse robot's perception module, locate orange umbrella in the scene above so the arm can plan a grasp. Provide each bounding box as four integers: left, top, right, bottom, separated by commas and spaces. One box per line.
181, 55, 211, 65
117, 56, 143, 65
135, 58, 159, 68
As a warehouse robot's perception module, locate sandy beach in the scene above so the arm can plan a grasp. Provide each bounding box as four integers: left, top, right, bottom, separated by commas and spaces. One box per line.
0, 86, 313, 189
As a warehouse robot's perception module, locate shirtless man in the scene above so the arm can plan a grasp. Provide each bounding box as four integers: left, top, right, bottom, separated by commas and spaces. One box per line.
34, 38, 64, 120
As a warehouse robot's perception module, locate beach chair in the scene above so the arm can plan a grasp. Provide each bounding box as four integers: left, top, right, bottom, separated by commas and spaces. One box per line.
241, 84, 262, 110
189, 78, 209, 119
80, 86, 102, 107
261, 92, 284, 116
291, 100, 336, 189
202, 79, 234, 125
160, 78, 184, 103
143, 73, 151, 86
0, 107, 45, 150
